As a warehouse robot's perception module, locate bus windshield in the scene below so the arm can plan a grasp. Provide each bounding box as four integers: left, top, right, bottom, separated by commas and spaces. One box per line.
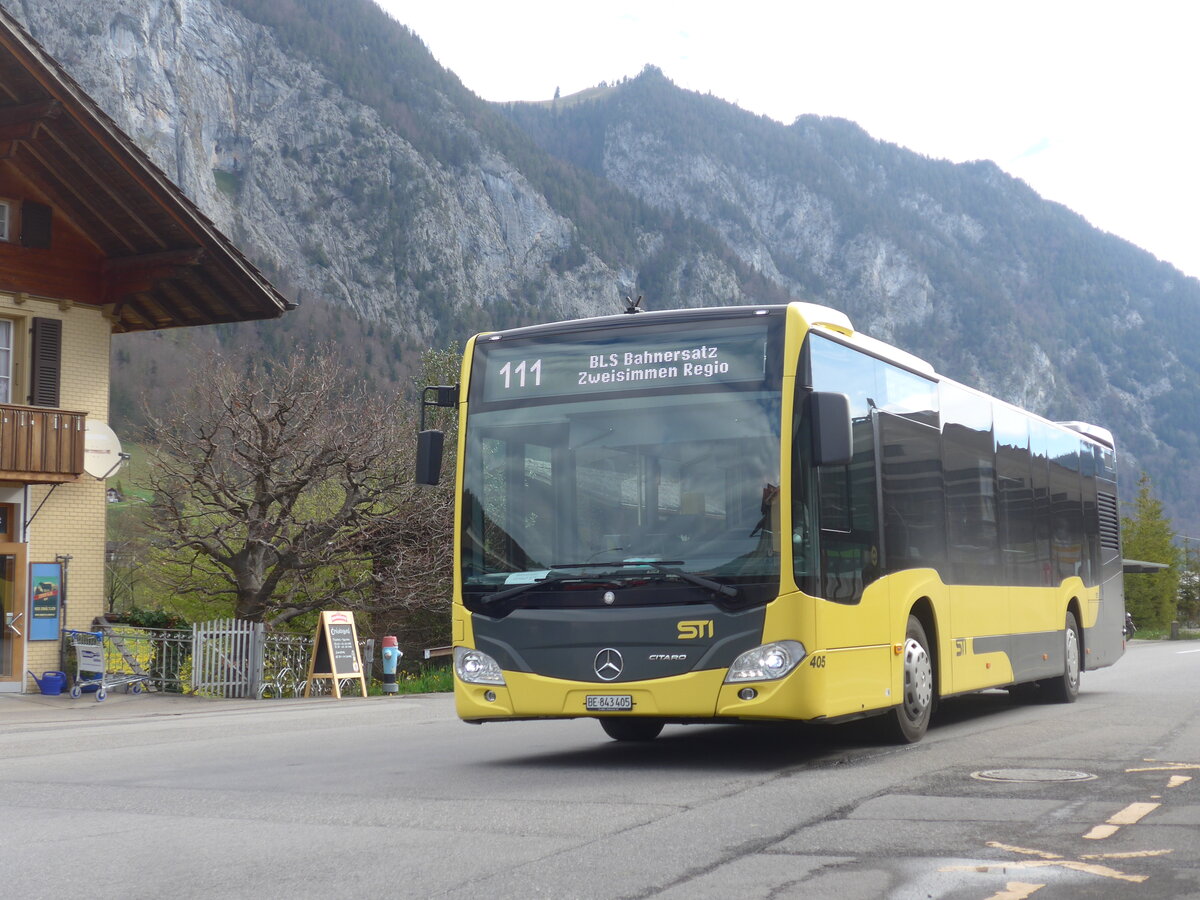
460, 316, 783, 607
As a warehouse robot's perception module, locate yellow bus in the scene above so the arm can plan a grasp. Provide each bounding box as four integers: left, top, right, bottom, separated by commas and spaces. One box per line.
417, 302, 1125, 742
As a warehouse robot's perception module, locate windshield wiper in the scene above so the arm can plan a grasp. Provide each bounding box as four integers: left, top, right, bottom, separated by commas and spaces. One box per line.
480, 560, 740, 607
480, 571, 615, 606
551, 561, 739, 599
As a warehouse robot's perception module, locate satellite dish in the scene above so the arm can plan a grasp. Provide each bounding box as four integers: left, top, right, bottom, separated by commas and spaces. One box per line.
83, 420, 127, 479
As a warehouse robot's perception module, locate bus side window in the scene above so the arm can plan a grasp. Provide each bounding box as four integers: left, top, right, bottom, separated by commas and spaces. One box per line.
816, 415, 880, 604
995, 404, 1037, 586
941, 381, 998, 585
880, 412, 945, 573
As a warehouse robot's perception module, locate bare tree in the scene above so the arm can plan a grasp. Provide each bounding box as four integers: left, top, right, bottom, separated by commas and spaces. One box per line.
356, 486, 455, 648
356, 343, 460, 647
143, 347, 425, 626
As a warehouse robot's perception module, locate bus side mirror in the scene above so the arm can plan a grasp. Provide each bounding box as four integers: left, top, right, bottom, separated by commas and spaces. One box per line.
811, 391, 852, 467
415, 384, 459, 486
415, 430, 445, 485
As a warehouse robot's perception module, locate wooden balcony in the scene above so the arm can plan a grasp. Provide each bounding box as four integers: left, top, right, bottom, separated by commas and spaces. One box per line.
0, 404, 86, 483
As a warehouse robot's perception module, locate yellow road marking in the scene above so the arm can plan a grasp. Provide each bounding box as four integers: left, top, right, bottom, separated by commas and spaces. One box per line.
941, 859, 1148, 884
987, 842, 1061, 860
986, 882, 1044, 899
1107, 802, 1160, 825
1056, 861, 1149, 883
1127, 763, 1200, 772
1081, 849, 1173, 860
963, 762, 1182, 890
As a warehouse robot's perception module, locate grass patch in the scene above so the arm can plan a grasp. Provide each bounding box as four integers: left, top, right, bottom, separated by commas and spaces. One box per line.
393, 664, 453, 694
107, 442, 154, 504
1130, 627, 1200, 641
521, 83, 620, 109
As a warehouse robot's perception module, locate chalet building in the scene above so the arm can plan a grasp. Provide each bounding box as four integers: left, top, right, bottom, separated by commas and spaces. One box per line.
0, 8, 291, 692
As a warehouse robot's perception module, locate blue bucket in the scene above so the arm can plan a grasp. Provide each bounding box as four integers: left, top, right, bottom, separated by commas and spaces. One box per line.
30, 670, 67, 695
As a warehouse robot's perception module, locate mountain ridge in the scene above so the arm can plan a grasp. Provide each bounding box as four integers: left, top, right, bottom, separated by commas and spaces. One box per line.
7, 0, 1198, 534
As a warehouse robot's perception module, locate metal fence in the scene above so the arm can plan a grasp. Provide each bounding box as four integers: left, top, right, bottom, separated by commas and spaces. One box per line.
192, 618, 263, 698
68, 625, 193, 694
76, 619, 376, 699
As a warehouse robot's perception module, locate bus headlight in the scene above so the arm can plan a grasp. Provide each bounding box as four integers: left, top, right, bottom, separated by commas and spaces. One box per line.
454, 647, 506, 685
724, 641, 807, 683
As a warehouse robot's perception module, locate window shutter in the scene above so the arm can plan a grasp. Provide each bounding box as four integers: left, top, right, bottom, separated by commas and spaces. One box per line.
29, 317, 61, 407
20, 201, 51, 249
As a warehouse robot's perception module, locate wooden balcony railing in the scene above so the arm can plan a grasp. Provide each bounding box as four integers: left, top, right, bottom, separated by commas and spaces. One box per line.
0, 404, 86, 483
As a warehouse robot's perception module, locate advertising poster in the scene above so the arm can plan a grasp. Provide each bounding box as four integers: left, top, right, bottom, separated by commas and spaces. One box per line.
29, 562, 62, 641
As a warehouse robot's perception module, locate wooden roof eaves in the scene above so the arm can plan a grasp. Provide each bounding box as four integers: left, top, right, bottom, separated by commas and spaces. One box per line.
155, 276, 222, 328
111, 295, 159, 333
101, 247, 205, 301
0, 97, 59, 127
40, 122, 170, 250
12, 137, 138, 253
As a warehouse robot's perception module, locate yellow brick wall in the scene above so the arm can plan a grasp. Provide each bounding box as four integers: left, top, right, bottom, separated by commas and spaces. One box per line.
0, 294, 112, 689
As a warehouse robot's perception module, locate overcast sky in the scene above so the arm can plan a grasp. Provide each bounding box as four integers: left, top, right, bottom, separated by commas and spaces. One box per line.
378, 1, 1199, 280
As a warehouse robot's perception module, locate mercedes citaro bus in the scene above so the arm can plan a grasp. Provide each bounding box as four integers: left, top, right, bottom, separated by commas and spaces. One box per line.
417, 302, 1125, 742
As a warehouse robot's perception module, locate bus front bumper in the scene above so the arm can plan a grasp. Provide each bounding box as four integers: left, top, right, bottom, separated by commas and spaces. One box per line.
455, 664, 835, 722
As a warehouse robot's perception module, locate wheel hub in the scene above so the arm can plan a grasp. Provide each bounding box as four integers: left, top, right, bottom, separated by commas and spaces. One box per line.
902, 637, 932, 719
1065, 626, 1080, 690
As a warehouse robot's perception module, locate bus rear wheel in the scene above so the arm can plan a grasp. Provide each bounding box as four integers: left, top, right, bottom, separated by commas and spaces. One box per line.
1039, 610, 1081, 703
599, 718, 664, 742
883, 616, 934, 744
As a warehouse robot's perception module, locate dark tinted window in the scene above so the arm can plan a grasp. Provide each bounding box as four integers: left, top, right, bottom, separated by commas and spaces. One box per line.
1030, 421, 1054, 584
1049, 432, 1085, 583
995, 404, 1038, 585
880, 413, 945, 573
808, 336, 887, 603
941, 382, 998, 584
814, 414, 880, 604
805, 335, 1108, 592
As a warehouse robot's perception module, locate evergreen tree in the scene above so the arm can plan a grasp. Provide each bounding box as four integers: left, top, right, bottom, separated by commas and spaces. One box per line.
1121, 474, 1182, 630
1179, 539, 1200, 627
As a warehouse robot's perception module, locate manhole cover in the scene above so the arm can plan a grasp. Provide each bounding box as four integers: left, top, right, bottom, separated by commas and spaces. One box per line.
972, 768, 1097, 783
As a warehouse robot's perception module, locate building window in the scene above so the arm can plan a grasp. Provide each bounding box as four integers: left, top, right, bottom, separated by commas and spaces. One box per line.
0, 319, 11, 404
0, 201, 9, 242
20, 201, 51, 248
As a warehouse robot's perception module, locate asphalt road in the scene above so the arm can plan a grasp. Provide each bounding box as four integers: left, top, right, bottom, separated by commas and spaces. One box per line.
2, 639, 1198, 899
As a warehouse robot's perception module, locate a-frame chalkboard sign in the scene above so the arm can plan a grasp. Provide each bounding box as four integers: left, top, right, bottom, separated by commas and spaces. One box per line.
304, 610, 367, 698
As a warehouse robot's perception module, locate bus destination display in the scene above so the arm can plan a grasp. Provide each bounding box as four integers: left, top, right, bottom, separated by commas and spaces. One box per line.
478, 323, 771, 403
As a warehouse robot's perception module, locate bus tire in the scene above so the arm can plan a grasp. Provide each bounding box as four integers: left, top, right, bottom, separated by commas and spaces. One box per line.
1039, 610, 1081, 703
599, 718, 664, 742
883, 615, 934, 743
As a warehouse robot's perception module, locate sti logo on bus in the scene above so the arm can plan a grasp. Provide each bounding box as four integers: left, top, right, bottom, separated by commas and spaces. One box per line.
677, 620, 714, 640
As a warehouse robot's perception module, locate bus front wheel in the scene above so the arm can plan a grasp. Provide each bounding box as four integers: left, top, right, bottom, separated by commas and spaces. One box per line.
1039, 611, 1081, 703
599, 718, 664, 742
883, 615, 934, 743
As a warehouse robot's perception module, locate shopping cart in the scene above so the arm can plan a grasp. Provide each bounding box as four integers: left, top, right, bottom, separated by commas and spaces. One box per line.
64, 630, 147, 701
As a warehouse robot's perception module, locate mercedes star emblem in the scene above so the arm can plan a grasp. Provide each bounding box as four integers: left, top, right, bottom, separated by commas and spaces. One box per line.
594, 647, 624, 681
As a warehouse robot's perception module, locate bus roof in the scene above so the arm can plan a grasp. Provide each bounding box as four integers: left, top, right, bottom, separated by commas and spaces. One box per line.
472, 301, 1114, 450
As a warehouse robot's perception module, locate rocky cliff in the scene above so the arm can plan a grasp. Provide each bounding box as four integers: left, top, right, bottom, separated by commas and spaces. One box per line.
6, 0, 1200, 532
8, 0, 664, 339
